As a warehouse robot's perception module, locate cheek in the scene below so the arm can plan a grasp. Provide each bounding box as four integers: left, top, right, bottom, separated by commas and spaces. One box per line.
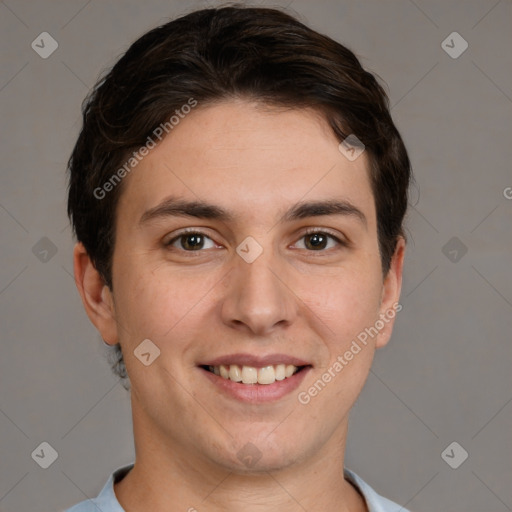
300, 273, 381, 411
301, 265, 383, 343
112, 260, 219, 345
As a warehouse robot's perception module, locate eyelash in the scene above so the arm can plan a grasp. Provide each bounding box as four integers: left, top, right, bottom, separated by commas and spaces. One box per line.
164, 227, 346, 253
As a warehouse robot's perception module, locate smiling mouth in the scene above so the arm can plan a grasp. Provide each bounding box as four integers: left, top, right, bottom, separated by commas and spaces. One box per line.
200, 364, 309, 385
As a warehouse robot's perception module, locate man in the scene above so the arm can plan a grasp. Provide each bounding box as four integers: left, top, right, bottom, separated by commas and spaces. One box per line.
66, 6, 411, 511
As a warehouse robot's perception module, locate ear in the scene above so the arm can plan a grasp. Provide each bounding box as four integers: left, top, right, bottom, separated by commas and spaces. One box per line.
73, 242, 118, 345
375, 237, 405, 349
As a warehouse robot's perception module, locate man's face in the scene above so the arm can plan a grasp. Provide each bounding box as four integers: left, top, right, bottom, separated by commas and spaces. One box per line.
103, 100, 403, 472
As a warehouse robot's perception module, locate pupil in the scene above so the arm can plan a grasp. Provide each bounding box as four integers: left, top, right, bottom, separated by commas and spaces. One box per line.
183, 234, 203, 250
307, 233, 327, 250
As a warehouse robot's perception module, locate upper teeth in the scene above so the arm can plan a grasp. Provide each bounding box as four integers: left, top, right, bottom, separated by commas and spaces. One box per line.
208, 364, 299, 385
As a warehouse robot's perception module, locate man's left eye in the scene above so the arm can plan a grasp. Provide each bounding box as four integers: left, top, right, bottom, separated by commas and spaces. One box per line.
294, 231, 342, 251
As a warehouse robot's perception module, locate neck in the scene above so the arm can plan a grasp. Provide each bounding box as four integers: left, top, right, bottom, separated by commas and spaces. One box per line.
115, 400, 367, 512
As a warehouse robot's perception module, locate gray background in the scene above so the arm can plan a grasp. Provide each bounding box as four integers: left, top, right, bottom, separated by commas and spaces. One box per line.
1, 0, 511, 511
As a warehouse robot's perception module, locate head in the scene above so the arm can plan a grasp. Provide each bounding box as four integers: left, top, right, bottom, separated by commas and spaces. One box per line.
68, 6, 410, 473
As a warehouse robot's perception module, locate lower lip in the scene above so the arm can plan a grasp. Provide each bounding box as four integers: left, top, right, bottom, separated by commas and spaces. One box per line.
200, 366, 311, 403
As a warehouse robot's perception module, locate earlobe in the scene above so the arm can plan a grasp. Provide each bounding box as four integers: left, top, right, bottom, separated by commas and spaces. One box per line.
376, 237, 405, 349
73, 242, 118, 345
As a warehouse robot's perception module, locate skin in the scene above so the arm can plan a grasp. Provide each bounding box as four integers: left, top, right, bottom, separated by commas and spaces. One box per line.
74, 99, 405, 512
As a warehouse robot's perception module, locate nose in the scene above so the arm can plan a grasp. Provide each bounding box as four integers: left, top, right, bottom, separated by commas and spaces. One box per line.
220, 245, 297, 336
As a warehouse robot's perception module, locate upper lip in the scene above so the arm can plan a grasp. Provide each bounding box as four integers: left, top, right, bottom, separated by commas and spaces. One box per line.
199, 353, 311, 368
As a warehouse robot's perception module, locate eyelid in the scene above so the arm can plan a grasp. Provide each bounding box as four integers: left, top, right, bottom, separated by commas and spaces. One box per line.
164, 227, 219, 247
299, 227, 347, 245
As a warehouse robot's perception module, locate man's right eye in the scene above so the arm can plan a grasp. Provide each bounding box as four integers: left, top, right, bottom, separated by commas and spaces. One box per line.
165, 230, 218, 251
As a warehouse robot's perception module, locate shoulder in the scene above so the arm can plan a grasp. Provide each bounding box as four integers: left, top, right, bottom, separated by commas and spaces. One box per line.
63, 464, 133, 512
344, 468, 410, 512
65, 499, 106, 512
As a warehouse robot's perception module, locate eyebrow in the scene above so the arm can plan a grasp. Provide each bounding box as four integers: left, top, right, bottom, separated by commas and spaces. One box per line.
139, 196, 367, 228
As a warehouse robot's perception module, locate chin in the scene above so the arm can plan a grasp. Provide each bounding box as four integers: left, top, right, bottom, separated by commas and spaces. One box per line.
208, 432, 305, 474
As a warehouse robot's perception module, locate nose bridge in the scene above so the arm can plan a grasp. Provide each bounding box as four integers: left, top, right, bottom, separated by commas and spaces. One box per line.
221, 240, 295, 335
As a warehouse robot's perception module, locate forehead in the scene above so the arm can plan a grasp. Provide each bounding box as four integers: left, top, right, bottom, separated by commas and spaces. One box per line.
117, 100, 376, 227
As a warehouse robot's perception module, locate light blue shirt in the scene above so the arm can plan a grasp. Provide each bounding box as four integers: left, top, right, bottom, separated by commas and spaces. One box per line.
65, 464, 410, 512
